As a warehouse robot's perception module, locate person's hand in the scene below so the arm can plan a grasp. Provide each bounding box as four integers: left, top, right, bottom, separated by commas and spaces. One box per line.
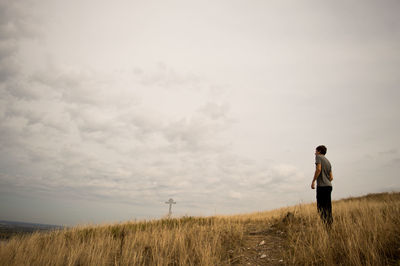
311, 180, 316, 189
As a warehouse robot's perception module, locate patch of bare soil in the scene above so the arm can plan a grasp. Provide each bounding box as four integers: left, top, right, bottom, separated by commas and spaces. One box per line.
231, 222, 288, 265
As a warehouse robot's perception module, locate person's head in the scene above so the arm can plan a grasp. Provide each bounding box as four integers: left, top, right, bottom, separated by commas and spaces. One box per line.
315, 145, 327, 155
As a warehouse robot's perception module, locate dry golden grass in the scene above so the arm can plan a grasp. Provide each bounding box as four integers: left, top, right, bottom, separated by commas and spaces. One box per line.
283, 192, 400, 265
0, 192, 399, 265
0, 217, 244, 265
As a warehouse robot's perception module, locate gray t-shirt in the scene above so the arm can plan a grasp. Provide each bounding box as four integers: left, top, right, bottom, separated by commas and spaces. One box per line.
315, 154, 332, 187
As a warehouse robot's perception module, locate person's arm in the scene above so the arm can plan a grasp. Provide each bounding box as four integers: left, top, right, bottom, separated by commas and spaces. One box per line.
329, 171, 333, 181
311, 163, 321, 189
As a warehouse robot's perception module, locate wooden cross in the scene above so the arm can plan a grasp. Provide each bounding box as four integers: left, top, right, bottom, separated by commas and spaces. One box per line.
165, 198, 176, 217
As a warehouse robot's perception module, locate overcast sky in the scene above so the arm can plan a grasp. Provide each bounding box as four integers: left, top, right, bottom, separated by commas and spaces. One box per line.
1, 0, 399, 226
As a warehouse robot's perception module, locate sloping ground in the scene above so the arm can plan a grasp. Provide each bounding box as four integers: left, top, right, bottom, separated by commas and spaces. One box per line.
0, 192, 399, 265
231, 192, 400, 265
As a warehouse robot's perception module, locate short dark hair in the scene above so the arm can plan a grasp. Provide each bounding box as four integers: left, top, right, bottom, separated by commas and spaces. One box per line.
316, 145, 327, 155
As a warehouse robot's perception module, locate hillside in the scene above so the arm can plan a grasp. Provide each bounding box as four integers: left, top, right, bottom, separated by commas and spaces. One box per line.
0, 192, 399, 265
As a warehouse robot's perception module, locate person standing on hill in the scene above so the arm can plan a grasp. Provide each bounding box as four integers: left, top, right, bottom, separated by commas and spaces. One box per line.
311, 145, 333, 226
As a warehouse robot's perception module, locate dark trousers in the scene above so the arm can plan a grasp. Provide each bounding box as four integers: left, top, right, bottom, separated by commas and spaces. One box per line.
316, 186, 333, 226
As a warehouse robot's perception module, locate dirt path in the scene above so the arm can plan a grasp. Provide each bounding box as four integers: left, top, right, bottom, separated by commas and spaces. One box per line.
232, 223, 287, 265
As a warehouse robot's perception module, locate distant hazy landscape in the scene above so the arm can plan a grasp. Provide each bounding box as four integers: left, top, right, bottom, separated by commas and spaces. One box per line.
0, 192, 399, 265
0, 220, 63, 241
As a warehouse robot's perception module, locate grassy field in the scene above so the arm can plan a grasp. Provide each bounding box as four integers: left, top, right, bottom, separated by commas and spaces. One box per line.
0, 192, 399, 265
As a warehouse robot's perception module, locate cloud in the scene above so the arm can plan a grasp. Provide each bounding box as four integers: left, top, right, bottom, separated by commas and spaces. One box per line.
0, 0, 39, 84
0, 58, 243, 208
379, 149, 398, 155
134, 62, 203, 91
0, 1, 38, 39
0, 54, 308, 215
229, 190, 242, 199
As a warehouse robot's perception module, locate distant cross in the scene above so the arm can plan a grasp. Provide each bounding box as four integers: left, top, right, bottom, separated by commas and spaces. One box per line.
165, 198, 176, 217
